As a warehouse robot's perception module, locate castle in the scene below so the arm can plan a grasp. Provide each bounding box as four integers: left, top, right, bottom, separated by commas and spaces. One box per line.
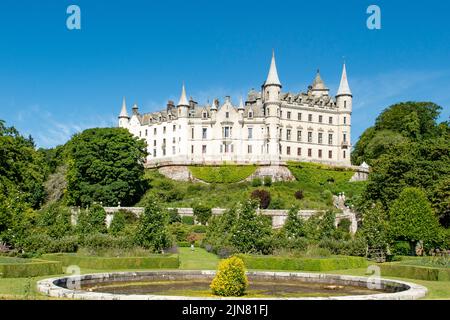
118, 53, 353, 167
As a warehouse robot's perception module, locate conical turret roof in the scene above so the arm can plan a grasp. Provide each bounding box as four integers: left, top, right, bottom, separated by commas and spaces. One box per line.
177, 83, 189, 106
119, 97, 129, 118
337, 63, 352, 96
265, 51, 281, 87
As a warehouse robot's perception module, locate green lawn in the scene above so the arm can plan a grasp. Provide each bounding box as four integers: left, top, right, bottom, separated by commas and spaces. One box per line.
178, 247, 219, 270
138, 163, 367, 210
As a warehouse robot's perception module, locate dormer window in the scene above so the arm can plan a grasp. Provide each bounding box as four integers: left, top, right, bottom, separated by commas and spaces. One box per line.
248, 111, 253, 118
226, 112, 229, 118
202, 112, 207, 119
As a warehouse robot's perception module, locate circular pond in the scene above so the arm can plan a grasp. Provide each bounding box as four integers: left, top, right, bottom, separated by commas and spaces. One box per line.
37, 270, 427, 300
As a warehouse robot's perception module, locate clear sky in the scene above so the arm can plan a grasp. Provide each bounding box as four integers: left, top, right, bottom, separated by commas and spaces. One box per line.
0, 0, 449, 148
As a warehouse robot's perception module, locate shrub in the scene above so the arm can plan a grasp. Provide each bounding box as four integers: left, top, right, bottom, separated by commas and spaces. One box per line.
168, 223, 191, 242
76, 204, 107, 235
0, 260, 63, 278
80, 233, 134, 251
392, 241, 412, 256
181, 216, 194, 225
109, 212, 126, 235
210, 256, 249, 297
192, 225, 207, 233
22, 234, 78, 254
251, 178, 262, 187
294, 190, 304, 200
250, 189, 271, 209
37, 204, 73, 238
268, 197, 285, 209
168, 208, 182, 224
360, 203, 390, 256
216, 246, 238, 259
193, 204, 212, 225
337, 218, 351, 233
318, 238, 367, 257
263, 176, 272, 187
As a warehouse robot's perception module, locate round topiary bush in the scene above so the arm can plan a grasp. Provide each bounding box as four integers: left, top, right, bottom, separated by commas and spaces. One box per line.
210, 256, 249, 296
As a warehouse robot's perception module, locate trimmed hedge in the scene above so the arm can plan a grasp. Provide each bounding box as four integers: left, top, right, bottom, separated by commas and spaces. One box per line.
235, 254, 367, 271
189, 165, 257, 183
380, 263, 450, 281
41, 253, 179, 270
0, 259, 63, 278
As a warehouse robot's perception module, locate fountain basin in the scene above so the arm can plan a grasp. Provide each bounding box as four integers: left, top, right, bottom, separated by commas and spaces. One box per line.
37, 270, 427, 300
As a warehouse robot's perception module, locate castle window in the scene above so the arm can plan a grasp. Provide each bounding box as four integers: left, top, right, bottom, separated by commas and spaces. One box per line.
329, 117, 333, 124
154, 128, 157, 135
226, 112, 229, 118
297, 147, 301, 156
153, 140, 156, 147
308, 114, 312, 122
163, 147, 166, 156
343, 133, 347, 143
308, 132, 313, 143
248, 145, 252, 154
191, 127, 194, 139
248, 111, 253, 118
328, 134, 333, 145
328, 150, 332, 159
280, 111, 283, 118
298, 113, 302, 121
344, 116, 347, 125
153, 149, 156, 157
191, 145, 194, 154
297, 130, 302, 142
287, 111, 291, 119
319, 115, 323, 123
202, 128, 207, 139
202, 112, 207, 119
344, 101, 347, 109
286, 129, 291, 141
163, 126, 166, 134
318, 149, 322, 158
287, 146, 291, 155
248, 128, 253, 139
343, 150, 346, 158
139, 131, 141, 137
308, 148, 312, 157
223, 126, 231, 138
172, 146, 176, 155
202, 145, 207, 154
145, 129, 148, 136
266, 91, 270, 100
231, 144, 234, 153
318, 133, 323, 144
172, 137, 176, 144
173, 125, 176, 131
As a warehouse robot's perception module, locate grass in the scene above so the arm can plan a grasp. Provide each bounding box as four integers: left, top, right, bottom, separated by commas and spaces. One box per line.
189, 165, 257, 183
0, 257, 30, 264
178, 247, 219, 270
138, 162, 367, 210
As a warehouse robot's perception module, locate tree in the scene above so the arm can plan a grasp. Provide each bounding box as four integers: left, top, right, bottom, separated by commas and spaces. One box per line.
230, 200, 272, 253
282, 206, 305, 238
37, 203, 73, 238
134, 196, 172, 252
65, 127, 148, 207
76, 204, 107, 235
360, 203, 389, 255
389, 188, 442, 248
430, 176, 450, 228
250, 189, 271, 209
193, 204, 212, 225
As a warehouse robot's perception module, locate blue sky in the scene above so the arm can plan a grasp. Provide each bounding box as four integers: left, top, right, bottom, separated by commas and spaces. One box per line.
0, 0, 449, 148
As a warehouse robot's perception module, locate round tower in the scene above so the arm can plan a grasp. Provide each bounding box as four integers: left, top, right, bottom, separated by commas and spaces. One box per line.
263, 51, 282, 162
118, 97, 130, 128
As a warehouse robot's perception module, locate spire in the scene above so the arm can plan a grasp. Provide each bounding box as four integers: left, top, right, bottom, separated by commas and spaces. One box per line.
119, 97, 129, 118
177, 83, 189, 106
265, 50, 281, 87
238, 96, 245, 110
312, 69, 327, 90
337, 63, 352, 96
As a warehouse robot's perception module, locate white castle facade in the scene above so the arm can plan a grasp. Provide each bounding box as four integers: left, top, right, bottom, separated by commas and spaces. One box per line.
118, 53, 353, 167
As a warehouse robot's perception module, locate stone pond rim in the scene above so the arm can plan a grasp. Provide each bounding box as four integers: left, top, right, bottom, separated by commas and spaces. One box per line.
37, 270, 427, 300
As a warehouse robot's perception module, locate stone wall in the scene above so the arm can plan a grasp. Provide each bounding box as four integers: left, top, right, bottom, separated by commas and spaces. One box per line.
69, 206, 357, 233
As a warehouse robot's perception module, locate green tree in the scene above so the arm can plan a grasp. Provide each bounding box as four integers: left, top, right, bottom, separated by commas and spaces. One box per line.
282, 206, 305, 238
360, 203, 389, 255
134, 196, 172, 252
230, 200, 272, 253
65, 127, 147, 207
389, 188, 442, 247
193, 204, 212, 225
37, 203, 73, 238
76, 204, 107, 235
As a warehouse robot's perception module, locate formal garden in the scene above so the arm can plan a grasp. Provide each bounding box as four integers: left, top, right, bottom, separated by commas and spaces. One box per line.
1, 102, 449, 299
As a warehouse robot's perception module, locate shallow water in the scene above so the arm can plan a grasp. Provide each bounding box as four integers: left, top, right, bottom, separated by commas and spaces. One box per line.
82, 279, 386, 298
